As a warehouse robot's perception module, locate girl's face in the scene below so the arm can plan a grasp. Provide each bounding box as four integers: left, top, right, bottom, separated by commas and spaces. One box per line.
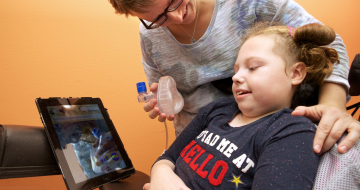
131, 0, 198, 27
232, 35, 295, 117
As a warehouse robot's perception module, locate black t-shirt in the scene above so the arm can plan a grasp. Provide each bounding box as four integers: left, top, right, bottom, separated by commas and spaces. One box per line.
156, 97, 319, 189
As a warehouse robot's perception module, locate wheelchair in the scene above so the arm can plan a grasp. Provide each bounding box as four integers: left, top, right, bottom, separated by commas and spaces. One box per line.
313, 53, 360, 189
347, 53, 360, 121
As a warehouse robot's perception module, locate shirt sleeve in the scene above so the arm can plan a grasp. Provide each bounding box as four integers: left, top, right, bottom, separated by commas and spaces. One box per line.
139, 30, 164, 85
252, 116, 319, 189
255, 0, 350, 99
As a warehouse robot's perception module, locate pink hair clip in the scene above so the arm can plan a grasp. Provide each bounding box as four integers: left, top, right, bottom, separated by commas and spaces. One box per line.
288, 26, 294, 37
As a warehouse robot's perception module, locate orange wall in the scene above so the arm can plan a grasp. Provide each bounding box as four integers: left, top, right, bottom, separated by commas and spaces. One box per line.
0, 0, 359, 189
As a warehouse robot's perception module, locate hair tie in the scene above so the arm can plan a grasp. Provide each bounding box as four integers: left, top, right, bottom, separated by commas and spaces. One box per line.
288, 26, 294, 37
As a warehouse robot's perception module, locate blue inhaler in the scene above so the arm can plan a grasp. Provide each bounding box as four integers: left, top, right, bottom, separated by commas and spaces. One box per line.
136, 76, 184, 149
136, 82, 156, 103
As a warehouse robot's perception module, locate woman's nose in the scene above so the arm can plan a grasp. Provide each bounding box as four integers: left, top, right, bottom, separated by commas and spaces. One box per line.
167, 10, 183, 24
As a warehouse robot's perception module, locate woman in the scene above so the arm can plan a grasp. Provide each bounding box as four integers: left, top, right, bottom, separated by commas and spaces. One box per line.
108, 0, 360, 154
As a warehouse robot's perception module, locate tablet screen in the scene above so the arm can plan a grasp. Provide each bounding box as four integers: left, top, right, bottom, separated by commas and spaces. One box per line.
36, 98, 135, 190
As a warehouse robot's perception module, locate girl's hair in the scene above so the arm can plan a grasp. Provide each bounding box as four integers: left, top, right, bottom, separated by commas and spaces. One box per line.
108, 0, 155, 17
241, 22, 339, 108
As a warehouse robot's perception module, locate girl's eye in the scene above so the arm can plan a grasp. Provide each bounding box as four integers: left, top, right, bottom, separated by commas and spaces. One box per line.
249, 67, 258, 71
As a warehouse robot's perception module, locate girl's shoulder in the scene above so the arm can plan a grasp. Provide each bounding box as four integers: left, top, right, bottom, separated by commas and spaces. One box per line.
257, 108, 317, 142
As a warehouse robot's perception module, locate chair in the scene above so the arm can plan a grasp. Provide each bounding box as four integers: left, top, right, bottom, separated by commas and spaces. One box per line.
347, 53, 360, 120
312, 53, 360, 190
0, 125, 60, 179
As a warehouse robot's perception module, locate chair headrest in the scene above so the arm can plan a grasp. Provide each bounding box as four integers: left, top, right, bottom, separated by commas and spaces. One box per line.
349, 54, 360, 96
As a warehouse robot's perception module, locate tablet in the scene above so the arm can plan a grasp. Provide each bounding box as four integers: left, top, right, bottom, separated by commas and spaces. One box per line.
35, 97, 135, 190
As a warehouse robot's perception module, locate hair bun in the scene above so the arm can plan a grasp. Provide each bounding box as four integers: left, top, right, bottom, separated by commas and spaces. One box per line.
294, 23, 336, 46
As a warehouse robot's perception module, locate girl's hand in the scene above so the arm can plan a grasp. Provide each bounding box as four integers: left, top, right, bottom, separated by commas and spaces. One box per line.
143, 83, 175, 122
143, 183, 150, 190
292, 104, 360, 154
145, 160, 191, 190
143, 175, 191, 190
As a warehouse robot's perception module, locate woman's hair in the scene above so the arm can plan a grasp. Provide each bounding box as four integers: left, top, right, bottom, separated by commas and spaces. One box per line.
241, 21, 339, 108
108, 0, 155, 17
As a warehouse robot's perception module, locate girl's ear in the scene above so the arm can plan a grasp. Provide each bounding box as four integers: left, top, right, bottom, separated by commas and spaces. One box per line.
291, 62, 307, 85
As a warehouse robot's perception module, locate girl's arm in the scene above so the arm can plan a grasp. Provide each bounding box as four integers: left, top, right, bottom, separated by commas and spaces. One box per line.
144, 160, 190, 190
145, 103, 212, 189
292, 82, 360, 154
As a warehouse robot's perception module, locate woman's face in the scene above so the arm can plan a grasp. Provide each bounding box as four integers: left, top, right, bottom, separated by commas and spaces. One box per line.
131, 0, 199, 27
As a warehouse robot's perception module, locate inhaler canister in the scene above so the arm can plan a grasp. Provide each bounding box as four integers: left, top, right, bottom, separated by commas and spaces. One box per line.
136, 82, 156, 103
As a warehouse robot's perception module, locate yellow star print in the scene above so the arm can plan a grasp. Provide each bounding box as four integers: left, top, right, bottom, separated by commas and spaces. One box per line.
231, 174, 243, 188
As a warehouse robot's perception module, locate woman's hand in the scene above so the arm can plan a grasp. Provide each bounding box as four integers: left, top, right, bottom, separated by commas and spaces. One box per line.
143, 160, 190, 190
292, 82, 360, 154
143, 83, 175, 122
292, 104, 360, 154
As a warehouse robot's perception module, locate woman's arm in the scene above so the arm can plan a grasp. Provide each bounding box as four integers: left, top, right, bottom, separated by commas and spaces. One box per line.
292, 82, 360, 154
139, 33, 172, 122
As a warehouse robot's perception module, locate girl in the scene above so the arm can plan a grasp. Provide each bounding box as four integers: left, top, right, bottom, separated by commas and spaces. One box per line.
143, 22, 339, 189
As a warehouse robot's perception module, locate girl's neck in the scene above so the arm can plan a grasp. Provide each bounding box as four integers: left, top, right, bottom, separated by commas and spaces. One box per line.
228, 109, 282, 127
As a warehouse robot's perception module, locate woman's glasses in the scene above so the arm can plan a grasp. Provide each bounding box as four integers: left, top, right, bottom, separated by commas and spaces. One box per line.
139, 0, 183, 29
